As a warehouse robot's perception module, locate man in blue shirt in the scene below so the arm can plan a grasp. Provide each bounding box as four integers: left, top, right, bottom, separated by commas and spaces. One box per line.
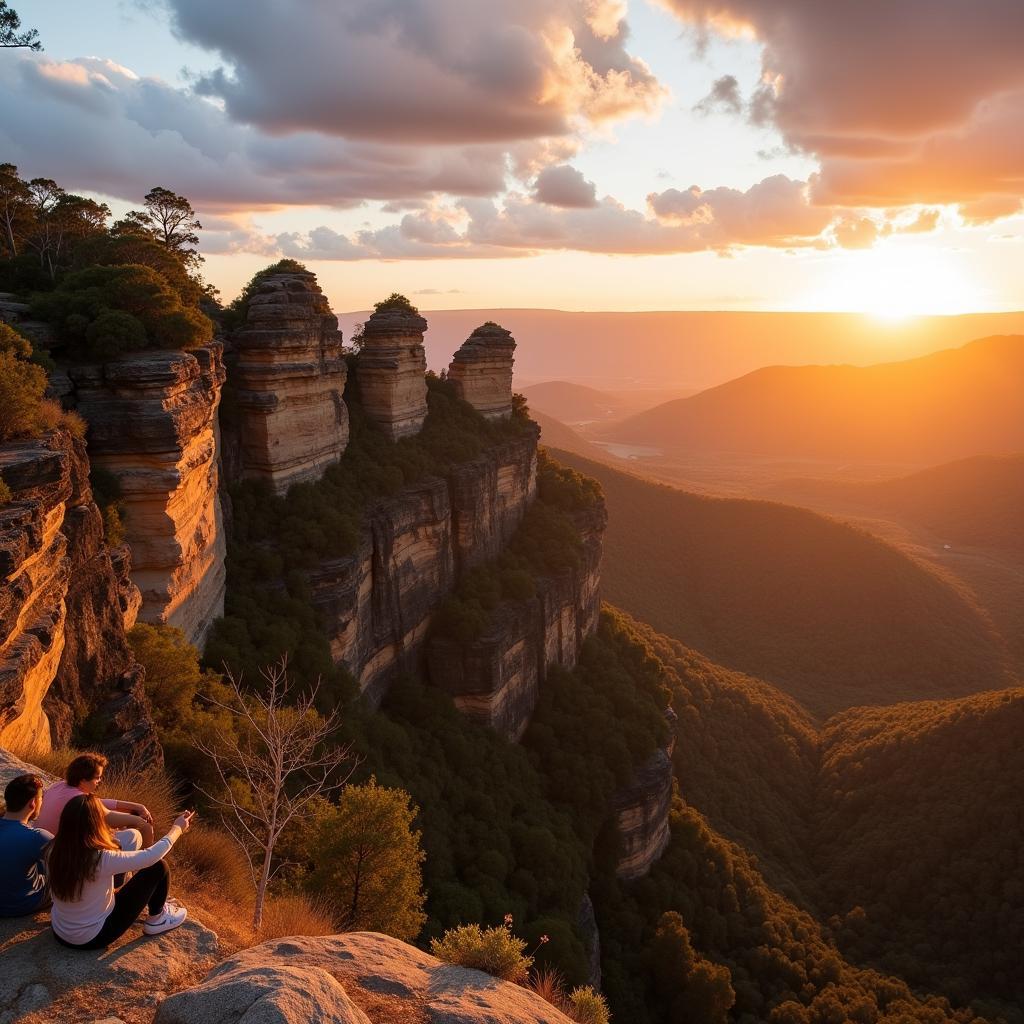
0, 773, 52, 916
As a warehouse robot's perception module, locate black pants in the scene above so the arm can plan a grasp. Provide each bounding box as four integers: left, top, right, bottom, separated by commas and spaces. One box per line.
55, 860, 169, 951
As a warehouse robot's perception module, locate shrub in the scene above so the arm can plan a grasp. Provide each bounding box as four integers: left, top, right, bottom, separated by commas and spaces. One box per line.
373, 292, 418, 315
430, 921, 533, 983
173, 824, 252, 904
0, 478, 11, 505
0, 350, 48, 441
566, 987, 611, 1024
31, 263, 213, 360
0, 322, 32, 359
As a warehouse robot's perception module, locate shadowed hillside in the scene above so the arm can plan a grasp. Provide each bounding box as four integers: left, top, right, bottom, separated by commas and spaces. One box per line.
531, 409, 609, 461
606, 336, 1024, 463
605, 613, 1024, 1020
552, 451, 1014, 717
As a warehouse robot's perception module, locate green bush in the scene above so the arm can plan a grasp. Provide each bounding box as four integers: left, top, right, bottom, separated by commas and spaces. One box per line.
0, 349, 48, 441
567, 987, 611, 1024
221, 258, 308, 331
31, 263, 213, 360
430, 922, 533, 983
373, 292, 419, 315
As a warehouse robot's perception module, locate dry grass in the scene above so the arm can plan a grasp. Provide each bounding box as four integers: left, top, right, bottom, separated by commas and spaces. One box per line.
527, 965, 570, 1014
257, 894, 337, 941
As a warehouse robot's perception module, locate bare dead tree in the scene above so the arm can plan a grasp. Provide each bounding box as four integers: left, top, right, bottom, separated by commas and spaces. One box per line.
194, 658, 358, 933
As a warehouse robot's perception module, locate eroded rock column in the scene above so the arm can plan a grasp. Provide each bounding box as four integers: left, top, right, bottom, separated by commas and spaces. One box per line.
69, 345, 226, 647
230, 270, 348, 493
355, 308, 428, 439
448, 322, 516, 419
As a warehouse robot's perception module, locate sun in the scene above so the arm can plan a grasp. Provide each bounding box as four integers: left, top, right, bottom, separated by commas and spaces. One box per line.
807, 242, 986, 320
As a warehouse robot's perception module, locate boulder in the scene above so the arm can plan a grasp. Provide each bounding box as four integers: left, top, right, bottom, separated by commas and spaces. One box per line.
158, 931, 576, 1024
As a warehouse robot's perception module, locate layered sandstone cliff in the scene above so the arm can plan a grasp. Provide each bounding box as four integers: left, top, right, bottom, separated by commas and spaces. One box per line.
614, 723, 676, 880
448, 322, 517, 420
0, 430, 156, 760
426, 503, 605, 741
310, 431, 538, 705
355, 308, 428, 439
68, 345, 226, 647
228, 270, 348, 493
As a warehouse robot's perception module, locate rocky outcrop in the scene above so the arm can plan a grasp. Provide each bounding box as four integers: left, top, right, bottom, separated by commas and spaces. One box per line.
228, 269, 348, 494
157, 932, 575, 1024
578, 892, 602, 990
0, 911, 218, 1024
355, 308, 428, 440
448, 322, 516, 419
614, 743, 674, 880
67, 345, 226, 647
0, 431, 155, 759
426, 502, 605, 741
310, 433, 538, 705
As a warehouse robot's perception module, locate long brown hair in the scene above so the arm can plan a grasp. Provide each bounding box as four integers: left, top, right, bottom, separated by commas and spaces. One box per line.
48, 794, 120, 902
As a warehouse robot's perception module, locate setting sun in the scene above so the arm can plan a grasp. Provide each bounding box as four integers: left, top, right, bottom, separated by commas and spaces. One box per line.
808, 242, 986, 320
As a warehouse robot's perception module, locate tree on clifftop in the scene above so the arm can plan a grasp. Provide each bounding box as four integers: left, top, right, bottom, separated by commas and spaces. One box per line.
0, 2, 41, 50
194, 659, 357, 933
307, 778, 427, 941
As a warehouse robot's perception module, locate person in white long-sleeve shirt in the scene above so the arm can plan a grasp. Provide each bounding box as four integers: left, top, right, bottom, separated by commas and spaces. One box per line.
48, 794, 194, 949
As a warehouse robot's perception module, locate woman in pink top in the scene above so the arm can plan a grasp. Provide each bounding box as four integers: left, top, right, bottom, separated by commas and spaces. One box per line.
49, 794, 194, 949
37, 753, 155, 848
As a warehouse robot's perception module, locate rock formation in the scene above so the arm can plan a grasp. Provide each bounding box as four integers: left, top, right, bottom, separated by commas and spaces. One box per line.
426, 501, 605, 741
614, 743, 674, 880
311, 431, 538, 704
156, 932, 576, 1024
355, 307, 428, 439
0, 909, 218, 1023
448, 321, 516, 419
67, 345, 226, 647
228, 269, 348, 494
0, 430, 156, 761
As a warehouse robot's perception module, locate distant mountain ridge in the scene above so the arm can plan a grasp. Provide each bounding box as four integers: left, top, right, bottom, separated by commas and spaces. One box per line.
335, 309, 1024, 393
606, 335, 1024, 463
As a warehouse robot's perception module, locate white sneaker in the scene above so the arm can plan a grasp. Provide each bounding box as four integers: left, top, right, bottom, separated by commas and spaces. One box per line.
143, 902, 188, 935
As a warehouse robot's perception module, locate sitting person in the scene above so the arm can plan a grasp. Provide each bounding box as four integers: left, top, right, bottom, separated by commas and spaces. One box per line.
0, 773, 52, 917
36, 753, 154, 848
49, 794, 194, 949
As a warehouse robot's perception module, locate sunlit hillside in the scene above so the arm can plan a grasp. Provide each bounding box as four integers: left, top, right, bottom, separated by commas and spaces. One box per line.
551, 450, 1014, 717
606, 335, 1024, 463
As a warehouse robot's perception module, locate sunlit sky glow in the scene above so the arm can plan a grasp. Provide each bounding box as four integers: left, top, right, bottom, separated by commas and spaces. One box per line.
4, 0, 1023, 314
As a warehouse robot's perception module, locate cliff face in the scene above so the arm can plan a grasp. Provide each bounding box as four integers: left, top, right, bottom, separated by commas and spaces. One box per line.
68, 345, 226, 647
228, 270, 348, 494
614, 743, 674, 880
426, 502, 605, 741
448, 322, 516, 420
0, 430, 156, 760
355, 308, 428, 440
310, 432, 539, 705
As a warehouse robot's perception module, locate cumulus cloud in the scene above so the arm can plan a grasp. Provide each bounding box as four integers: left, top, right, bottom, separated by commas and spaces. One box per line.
167, 0, 664, 144
647, 175, 833, 246
830, 216, 882, 250
958, 196, 1023, 225
533, 164, 598, 207
1, 55, 510, 212
660, 0, 1024, 213
693, 74, 742, 116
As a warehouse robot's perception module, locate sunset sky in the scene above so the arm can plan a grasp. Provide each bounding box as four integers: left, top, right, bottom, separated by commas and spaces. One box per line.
4, 0, 1024, 315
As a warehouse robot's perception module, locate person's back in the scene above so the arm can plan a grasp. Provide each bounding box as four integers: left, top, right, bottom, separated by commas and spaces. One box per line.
37, 753, 154, 848
0, 774, 52, 917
